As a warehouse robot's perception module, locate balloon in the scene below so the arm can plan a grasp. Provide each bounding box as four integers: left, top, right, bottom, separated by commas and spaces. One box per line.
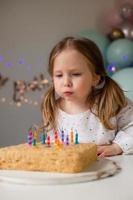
108, 28, 125, 41
116, 0, 133, 6
119, 2, 133, 19
112, 68, 133, 101
107, 39, 133, 69
118, 21, 133, 40
78, 30, 110, 67
98, 7, 123, 34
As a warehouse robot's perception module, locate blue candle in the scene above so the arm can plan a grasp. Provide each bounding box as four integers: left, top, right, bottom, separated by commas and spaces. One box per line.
75, 130, 79, 144
41, 129, 46, 144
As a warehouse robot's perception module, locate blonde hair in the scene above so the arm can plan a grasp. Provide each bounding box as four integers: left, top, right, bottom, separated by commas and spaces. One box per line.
41, 37, 127, 131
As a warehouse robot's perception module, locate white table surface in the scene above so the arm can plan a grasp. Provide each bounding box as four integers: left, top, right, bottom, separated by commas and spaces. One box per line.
0, 155, 133, 200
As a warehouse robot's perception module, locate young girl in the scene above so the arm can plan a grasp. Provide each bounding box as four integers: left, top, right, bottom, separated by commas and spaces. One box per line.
41, 36, 133, 157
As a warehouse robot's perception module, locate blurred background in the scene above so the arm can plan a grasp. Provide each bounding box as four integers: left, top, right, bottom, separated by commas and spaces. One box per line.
0, 0, 133, 146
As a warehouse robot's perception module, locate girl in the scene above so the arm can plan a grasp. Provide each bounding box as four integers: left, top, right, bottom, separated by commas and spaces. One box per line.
41, 36, 133, 157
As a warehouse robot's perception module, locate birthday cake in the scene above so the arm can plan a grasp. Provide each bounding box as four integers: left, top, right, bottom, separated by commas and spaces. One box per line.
0, 143, 97, 173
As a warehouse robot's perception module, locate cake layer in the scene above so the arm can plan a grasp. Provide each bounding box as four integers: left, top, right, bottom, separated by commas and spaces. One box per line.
0, 143, 97, 173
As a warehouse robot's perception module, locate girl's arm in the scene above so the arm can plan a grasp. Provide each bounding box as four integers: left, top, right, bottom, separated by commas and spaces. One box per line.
98, 99, 133, 157
97, 143, 123, 157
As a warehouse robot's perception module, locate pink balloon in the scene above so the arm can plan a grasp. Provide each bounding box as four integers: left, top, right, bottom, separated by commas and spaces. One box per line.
116, 1, 133, 23
120, 3, 133, 20
129, 14, 133, 23
99, 8, 123, 34
116, 0, 133, 7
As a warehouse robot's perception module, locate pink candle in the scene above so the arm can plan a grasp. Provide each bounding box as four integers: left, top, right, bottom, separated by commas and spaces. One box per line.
28, 130, 33, 145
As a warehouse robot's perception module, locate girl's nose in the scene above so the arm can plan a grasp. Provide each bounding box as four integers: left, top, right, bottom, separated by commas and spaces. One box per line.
63, 76, 72, 87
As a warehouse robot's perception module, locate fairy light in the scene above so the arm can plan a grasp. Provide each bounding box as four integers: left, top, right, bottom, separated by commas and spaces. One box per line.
34, 101, 39, 106
24, 98, 28, 103
1, 97, 6, 102
16, 102, 22, 107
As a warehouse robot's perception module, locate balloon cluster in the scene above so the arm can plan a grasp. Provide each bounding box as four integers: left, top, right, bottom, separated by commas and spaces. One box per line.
78, 0, 133, 100
101, 0, 133, 73
101, 0, 133, 41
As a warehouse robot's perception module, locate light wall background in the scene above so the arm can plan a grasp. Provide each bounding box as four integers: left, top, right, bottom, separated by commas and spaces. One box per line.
0, 0, 115, 146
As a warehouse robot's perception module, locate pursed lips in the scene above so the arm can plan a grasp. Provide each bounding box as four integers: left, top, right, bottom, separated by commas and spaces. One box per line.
63, 91, 73, 95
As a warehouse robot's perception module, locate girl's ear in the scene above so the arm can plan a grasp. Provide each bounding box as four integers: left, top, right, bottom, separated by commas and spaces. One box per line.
93, 74, 100, 87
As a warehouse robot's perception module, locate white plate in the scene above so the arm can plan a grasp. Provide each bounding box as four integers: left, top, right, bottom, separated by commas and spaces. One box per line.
0, 158, 121, 185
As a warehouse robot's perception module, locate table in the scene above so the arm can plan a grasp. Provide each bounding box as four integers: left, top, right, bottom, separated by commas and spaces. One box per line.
0, 155, 133, 200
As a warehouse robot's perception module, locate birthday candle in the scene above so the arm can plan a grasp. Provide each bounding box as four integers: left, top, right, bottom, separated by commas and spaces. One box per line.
66, 134, 69, 145
32, 139, 36, 146
56, 139, 62, 149
46, 135, 51, 146
61, 129, 64, 143
75, 130, 79, 144
54, 130, 58, 145
28, 129, 33, 145
32, 130, 37, 146
70, 129, 74, 144
41, 130, 46, 144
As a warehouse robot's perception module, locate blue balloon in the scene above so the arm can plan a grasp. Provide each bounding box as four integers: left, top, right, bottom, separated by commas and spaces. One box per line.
112, 68, 133, 101
77, 30, 110, 67
107, 39, 133, 69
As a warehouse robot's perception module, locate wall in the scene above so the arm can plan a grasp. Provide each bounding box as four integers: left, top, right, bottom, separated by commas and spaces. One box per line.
0, 0, 115, 146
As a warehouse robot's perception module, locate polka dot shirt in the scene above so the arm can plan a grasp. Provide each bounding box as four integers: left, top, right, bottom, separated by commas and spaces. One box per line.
51, 99, 133, 154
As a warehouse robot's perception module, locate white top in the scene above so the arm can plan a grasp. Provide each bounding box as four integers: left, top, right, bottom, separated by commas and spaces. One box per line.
49, 99, 133, 154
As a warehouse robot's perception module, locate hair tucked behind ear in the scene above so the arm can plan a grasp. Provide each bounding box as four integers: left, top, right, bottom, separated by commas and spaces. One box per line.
91, 76, 127, 130
41, 85, 57, 131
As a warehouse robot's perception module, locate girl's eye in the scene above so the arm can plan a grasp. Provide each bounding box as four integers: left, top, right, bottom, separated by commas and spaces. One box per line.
55, 74, 62, 78
72, 73, 81, 76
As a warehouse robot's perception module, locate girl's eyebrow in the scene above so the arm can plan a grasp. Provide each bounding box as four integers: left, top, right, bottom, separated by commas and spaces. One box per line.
54, 68, 82, 73
54, 70, 62, 73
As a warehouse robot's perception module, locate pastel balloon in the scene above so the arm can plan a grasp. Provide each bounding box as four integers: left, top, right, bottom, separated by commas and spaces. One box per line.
107, 39, 133, 68
108, 28, 125, 41
78, 30, 110, 67
112, 68, 133, 101
119, 21, 133, 40
99, 7, 123, 34
120, 2, 133, 19
116, 0, 133, 22
116, 0, 133, 7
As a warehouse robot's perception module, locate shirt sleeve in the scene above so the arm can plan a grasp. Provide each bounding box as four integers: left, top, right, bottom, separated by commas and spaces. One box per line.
113, 99, 133, 154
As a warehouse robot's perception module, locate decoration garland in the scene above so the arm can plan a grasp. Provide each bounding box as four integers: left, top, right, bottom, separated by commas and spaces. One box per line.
0, 73, 49, 107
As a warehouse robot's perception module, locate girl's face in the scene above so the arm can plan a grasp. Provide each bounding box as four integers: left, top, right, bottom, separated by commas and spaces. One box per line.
52, 48, 100, 104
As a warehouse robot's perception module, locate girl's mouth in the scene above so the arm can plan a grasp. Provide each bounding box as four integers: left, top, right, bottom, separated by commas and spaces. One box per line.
63, 92, 73, 96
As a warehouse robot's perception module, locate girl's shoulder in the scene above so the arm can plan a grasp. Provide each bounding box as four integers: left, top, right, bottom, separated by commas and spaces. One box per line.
124, 97, 133, 110
117, 97, 133, 117
126, 98, 133, 105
